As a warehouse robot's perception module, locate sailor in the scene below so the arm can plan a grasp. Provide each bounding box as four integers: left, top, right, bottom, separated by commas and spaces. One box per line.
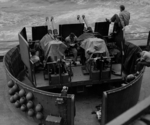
106, 5, 130, 34
136, 51, 150, 71
65, 33, 78, 66
30, 41, 43, 69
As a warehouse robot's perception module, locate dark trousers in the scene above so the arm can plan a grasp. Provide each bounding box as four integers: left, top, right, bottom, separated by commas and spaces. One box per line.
80, 47, 86, 65
110, 14, 123, 33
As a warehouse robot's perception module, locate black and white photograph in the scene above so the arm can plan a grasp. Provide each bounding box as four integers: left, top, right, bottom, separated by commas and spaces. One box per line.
0, 0, 150, 125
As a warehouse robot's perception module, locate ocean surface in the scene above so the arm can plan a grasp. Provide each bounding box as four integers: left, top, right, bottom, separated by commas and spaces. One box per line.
0, 0, 150, 55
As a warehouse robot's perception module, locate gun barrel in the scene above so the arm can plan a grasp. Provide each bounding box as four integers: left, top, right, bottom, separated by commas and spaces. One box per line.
77, 15, 83, 24
45, 17, 51, 30
51, 17, 58, 37
82, 15, 89, 28
51, 16, 55, 30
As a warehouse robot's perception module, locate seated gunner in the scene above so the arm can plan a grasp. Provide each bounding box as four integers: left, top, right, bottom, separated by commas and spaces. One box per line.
65, 33, 78, 66
136, 51, 150, 71
29, 40, 43, 69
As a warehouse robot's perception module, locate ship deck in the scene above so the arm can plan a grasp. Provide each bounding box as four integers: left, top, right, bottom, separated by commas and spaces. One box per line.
0, 35, 149, 125
1, 62, 150, 125
22, 63, 124, 90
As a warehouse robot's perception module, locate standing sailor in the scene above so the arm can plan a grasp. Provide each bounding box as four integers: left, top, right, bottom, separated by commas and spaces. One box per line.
106, 5, 130, 33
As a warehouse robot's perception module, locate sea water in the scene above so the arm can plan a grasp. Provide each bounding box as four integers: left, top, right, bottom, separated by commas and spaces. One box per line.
0, 0, 150, 55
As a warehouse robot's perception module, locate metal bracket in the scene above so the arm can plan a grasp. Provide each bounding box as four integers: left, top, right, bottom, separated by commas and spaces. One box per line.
56, 98, 64, 105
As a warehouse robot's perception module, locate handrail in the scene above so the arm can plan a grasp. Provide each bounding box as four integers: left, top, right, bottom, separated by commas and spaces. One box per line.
125, 31, 149, 35
125, 32, 148, 40
86, 56, 114, 63
126, 38, 147, 40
